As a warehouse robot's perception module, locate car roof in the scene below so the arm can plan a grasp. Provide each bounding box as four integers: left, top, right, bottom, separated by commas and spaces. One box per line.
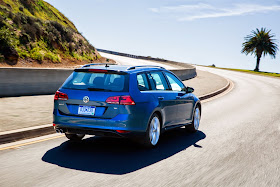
76, 64, 167, 74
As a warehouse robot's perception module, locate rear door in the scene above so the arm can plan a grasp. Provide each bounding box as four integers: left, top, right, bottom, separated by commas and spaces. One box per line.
164, 71, 194, 124
146, 71, 178, 127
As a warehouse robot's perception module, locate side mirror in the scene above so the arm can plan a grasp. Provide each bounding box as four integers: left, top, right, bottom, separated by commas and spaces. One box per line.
185, 87, 194, 93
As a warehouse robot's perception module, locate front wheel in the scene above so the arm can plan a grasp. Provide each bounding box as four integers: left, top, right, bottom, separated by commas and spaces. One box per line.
186, 106, 201, 133
143, 113, 161, 147
65, 133, 85, 141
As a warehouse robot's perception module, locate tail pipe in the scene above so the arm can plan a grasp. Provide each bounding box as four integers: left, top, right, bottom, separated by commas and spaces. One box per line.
55, 128, 64, 133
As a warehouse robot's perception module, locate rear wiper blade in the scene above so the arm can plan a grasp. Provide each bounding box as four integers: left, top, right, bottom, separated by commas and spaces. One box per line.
87, 87, 112, 91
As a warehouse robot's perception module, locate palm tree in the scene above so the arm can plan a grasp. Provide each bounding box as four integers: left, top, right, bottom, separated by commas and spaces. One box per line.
241, 28, 278, 71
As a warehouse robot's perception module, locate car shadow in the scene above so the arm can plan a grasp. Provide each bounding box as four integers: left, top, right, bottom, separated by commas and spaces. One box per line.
42, 128, 206, 175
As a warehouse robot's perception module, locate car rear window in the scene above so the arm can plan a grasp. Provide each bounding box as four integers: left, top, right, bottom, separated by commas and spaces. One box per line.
62, 71, 129, 92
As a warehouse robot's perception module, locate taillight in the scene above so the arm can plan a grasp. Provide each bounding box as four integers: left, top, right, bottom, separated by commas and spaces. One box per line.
54, 91, 68, 101
106, 95, 135, 105
120, 96, 135, 105
105, 96, 120, 104
116, 130, 131, 133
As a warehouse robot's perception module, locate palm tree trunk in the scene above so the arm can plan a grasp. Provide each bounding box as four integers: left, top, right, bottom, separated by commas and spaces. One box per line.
254, 56, 261, 71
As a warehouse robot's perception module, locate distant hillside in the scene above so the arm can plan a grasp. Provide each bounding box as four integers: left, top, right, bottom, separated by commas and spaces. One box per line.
0, 0, 101, 66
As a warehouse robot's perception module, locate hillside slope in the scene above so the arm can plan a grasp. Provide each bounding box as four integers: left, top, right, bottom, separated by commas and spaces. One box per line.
0, 0, 102, 66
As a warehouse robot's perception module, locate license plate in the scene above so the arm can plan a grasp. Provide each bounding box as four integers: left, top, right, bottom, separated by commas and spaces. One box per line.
78, 105, 96, 115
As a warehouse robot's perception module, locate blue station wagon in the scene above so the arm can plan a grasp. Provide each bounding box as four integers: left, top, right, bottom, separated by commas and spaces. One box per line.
53, 64, 201, 147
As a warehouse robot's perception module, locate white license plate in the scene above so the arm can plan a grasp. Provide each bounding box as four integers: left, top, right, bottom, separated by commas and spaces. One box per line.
78, 105, 96, 115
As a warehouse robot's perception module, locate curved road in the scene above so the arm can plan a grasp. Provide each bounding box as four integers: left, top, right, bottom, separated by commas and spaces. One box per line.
1, 64, 280, 186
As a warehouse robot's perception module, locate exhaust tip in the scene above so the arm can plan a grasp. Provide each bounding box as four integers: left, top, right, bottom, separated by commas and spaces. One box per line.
59, 129, 64, 133
55, 129, 60, 133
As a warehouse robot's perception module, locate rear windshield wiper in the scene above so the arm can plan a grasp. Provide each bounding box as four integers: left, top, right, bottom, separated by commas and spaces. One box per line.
87, 87, 112, 91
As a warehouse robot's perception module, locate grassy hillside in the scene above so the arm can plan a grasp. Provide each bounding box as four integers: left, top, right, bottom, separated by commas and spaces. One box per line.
0, 0, 101, 66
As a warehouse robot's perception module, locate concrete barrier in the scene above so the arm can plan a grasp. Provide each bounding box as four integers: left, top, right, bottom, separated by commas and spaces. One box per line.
97, 48, 195, 69
0, 68, 72, 97
171, 68, 197, 81
0, 66, 196, 97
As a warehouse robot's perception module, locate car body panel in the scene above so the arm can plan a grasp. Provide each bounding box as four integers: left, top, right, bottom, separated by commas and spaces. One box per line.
53, 64, 201, 138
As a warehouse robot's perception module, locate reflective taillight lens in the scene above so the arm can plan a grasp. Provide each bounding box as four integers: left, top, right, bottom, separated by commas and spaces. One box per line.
105, 96, 120, 104
120, 96, 135, 105
54, 91, 68, 101
116, 130, 131, 133
106, 95, 135, 105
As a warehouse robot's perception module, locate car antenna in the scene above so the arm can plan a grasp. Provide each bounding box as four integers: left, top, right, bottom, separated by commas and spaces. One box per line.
105, 64, 110, 68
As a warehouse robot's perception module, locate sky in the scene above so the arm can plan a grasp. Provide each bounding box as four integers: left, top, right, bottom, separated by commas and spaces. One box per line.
45, 0, 280, 73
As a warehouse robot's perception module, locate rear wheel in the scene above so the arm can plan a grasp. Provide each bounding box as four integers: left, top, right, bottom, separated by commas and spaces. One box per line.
186, 106, 200, 133
143, 113, 161, 147
65, 133, 85, 141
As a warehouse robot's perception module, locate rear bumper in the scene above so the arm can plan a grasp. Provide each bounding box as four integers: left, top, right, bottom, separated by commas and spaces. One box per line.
53, 109, 148, 137
55, 126, 145, 138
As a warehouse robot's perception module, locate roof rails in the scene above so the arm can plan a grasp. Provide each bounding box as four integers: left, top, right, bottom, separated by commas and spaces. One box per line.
82, 63, 116, 68
127, 65, 165, 70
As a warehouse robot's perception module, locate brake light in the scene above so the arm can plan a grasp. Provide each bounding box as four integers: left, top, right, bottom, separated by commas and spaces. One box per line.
120, 96, 135, 105
106, 95, 135, 105
105, 96, 120, 104
54, 91, 68, 101
88, 69, 108, 73
116, 130, 131, 133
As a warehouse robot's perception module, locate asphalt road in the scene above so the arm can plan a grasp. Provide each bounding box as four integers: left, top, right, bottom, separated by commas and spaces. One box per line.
1, 66, 280, 186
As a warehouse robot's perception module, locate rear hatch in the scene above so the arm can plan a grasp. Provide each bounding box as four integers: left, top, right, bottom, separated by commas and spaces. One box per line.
56, 68, 130, 119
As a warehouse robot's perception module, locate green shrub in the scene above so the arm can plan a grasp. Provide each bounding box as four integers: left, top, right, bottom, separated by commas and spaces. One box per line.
20, 0, 35, 15
18, 49, 30, 59
20, 13, 27, 24
0, 54, 4, 62
27, 16, 36, 25
8, 11, 14, 19
45, 52, 61, 63
13, 13, 21, 26
0, 15, 5, 28
22, 23, 36, 40
0, 27, 17, 48
30, 50, 44, 61
19, 33, 31, 44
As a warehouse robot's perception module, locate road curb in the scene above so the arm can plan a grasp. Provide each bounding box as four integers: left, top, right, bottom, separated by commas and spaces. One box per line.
198, 78, 231, 101
0, 79, 232, 145
0, 124, 54, 145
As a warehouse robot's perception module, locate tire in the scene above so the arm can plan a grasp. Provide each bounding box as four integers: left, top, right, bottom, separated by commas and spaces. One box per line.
65, 133, 85, 141
186, 106, 201, 133
142, 113, 161, 147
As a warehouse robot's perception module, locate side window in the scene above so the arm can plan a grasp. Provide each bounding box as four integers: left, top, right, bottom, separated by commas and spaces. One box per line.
137, 73, 150, 91
148, 71, 168, 90
164, 72, 185, 91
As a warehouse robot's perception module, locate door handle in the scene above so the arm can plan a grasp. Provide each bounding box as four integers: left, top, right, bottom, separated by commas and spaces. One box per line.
176, 96, 181, 99
158, 96, 164, 100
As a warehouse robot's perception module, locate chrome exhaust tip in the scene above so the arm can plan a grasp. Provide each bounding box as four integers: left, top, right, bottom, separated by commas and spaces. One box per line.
55, 129, 60, 133
59, 129, 64, 133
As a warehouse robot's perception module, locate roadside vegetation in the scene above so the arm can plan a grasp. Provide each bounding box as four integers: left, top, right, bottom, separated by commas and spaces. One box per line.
241, 28, 278, 72
0, 0, 100, 66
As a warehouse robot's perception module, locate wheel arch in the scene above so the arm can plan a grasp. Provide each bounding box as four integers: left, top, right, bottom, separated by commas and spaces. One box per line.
146, 109, 164, 131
